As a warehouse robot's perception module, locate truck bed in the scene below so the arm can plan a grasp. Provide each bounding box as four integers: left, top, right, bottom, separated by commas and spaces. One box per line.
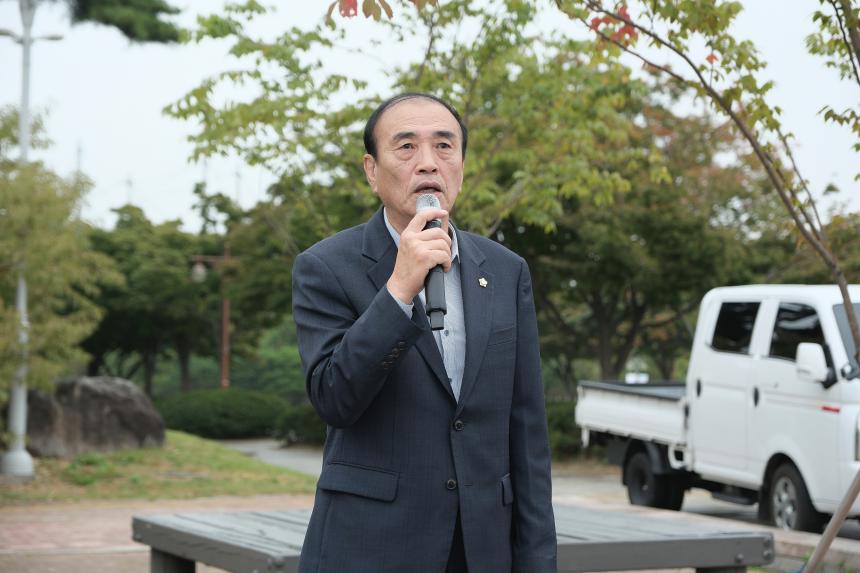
579, 380, 686, 401
576, 380, 687, 448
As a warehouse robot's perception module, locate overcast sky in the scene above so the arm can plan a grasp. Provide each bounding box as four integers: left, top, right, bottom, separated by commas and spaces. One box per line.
1, 1, 857, 232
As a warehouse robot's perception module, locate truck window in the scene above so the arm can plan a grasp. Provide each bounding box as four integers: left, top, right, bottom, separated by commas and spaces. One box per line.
834, 303, 860, 370
711, 302, 760, 354
769, 303, 825, 361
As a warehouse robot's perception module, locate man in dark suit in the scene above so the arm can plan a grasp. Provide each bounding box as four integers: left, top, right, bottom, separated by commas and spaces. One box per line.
292, 92, 556, 573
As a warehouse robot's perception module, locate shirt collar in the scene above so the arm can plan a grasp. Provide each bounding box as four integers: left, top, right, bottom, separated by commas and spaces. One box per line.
383, 207, 459, 263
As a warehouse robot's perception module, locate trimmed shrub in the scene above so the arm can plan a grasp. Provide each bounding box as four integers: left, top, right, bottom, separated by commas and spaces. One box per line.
275, 402, 327, 446
157, 389, 287, 439
545, 400, 581, 459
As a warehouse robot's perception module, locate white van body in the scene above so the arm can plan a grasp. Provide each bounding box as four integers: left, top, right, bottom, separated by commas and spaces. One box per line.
576, 284, 860, 530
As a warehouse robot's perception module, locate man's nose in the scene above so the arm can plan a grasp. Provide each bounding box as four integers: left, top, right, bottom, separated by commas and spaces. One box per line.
415, 145, 438, 173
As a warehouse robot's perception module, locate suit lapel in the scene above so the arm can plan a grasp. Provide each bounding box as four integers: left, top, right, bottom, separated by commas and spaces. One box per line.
456, 231, 493, 413
412, 299, 455, 400
362, 209, 452, 398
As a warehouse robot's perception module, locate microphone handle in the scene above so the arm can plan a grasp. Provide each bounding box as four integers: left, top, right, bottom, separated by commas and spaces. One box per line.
426, 265, 446, 330
423, 218, 446, 330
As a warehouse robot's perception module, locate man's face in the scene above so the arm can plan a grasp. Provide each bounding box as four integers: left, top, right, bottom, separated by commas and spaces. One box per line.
363, 98, 465, 233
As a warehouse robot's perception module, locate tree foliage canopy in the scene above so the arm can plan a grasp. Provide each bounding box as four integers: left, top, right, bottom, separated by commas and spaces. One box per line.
66, 0, 182, 43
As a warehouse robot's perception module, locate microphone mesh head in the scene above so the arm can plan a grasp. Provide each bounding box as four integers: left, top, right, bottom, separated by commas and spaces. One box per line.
415, 193, 441, 213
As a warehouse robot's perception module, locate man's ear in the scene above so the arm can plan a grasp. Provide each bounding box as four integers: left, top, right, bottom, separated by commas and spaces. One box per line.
363, 154, 378, 193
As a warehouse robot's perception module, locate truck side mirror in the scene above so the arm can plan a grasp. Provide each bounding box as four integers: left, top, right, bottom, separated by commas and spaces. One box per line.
796, 343, 829, 384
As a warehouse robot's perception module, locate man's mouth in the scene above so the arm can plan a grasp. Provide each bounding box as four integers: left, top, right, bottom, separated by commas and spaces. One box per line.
414, 182, 443, 194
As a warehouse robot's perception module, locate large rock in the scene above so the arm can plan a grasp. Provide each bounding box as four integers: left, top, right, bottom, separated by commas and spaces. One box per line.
27, 377, 165, 458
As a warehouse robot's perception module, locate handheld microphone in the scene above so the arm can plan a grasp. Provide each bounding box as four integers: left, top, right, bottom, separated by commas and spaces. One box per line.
416, 194, 446, 330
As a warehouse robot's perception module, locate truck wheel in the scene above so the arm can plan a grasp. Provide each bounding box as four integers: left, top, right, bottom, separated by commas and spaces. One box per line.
624, 451, 684, 511
770, 463, 825, 532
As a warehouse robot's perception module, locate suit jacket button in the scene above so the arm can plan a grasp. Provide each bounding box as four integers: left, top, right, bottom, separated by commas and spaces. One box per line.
446, 479, 457, 490
453, 420, 465, 431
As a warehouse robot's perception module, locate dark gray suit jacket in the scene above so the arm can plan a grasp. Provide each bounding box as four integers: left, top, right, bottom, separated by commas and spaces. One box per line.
292, 208, 556, 573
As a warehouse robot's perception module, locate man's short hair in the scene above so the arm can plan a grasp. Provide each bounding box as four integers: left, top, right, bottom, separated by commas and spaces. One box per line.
363, 92, 468, 160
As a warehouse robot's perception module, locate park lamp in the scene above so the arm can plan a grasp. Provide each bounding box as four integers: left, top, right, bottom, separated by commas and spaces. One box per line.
0, 29, 64, 43
191, 261, 208, 283
0, 28, 20, 42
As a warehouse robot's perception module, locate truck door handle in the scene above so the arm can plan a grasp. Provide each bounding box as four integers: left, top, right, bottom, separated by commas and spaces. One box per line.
753, 387, 760, 407
696, 379, 702, 397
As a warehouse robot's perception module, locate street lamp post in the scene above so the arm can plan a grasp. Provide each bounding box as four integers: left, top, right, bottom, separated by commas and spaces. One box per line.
191, 241, 234, 390
1, 0, 62, 478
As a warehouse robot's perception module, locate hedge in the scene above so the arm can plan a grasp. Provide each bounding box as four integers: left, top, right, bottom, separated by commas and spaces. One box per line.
275, 402, 327, 446
157, 388, 287, 439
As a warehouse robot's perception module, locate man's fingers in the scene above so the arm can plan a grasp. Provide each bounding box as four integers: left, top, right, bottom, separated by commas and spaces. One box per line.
415, 227, 452, 246
405, 207, 448, 233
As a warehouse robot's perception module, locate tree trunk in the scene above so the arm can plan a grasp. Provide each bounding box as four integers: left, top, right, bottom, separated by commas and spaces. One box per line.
560, 356, 576, 400
86, 353, 103, 376
142, 351, 157, 397
655, 352, 675, 381
177, 339, 192, 392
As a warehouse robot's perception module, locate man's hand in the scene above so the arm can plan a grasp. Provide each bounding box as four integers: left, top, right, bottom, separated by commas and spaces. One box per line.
387, 208, 451, 305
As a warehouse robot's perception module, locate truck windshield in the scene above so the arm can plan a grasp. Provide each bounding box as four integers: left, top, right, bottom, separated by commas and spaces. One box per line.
834, 303, 860, 370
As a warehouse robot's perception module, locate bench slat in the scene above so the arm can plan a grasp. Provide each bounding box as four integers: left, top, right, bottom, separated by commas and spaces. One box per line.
133, 503, 774, 573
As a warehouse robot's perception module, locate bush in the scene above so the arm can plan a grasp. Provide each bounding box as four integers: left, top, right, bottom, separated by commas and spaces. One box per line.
157, 389, 288, 439
275, 402, 327, 446
545, 400, 581, 460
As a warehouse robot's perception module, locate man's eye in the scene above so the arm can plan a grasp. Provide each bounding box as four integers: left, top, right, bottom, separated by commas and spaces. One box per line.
399, 143, 414, 150
438, 142, 452, 149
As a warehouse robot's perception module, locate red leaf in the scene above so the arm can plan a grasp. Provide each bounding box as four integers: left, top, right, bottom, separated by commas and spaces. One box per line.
339, 0, 358, 17
705, 53, 718, 64
590, 17, 602, 30
618, 4, 629, 19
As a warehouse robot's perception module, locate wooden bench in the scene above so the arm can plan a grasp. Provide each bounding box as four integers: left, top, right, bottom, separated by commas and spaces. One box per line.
132, 503, 774, 573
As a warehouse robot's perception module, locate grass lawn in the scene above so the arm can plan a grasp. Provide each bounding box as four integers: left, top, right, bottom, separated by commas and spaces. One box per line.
0, 430, 317, 504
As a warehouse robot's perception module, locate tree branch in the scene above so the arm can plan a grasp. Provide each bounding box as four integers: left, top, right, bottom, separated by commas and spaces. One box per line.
640, 300, 699, 329
834, 0, 860, 88
413, 10, 437, 85
777, 129, 827, 243
536, 288, 581, 342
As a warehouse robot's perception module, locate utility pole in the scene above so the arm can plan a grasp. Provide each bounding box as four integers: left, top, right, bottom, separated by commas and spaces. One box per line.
0, 0, 63, 478
0, 0, 36, 479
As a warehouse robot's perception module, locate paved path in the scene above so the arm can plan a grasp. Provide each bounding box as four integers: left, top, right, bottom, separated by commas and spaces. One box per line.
0, 494, 315, 573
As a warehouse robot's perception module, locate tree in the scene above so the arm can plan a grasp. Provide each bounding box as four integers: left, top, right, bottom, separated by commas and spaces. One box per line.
83, 205, 213, 396
0, 107, 118, 402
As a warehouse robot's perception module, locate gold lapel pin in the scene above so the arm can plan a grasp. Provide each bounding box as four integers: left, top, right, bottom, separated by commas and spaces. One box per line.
478, 277, 488, 288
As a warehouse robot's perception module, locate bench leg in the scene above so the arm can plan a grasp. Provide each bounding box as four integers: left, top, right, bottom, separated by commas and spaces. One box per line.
151, 548, 196, 573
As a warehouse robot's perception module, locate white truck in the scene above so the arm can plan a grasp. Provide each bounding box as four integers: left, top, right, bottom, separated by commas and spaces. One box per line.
575, 284, 860, 532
